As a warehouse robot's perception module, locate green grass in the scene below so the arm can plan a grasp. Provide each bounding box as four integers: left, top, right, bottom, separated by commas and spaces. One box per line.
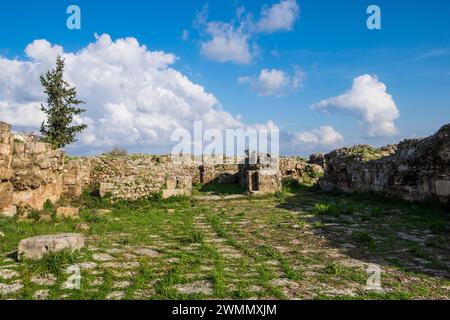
193, 182, 245, 196
0, 185, 449, 300
23, 250, 76, 277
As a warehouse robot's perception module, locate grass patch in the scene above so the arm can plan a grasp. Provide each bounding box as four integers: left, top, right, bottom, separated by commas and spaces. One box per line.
194, 183, 245, 196
353, 231, 376, 249
23, 250, 76, 277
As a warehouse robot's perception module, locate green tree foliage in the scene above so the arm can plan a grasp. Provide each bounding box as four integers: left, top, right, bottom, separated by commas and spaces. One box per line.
40, 55, 87, 148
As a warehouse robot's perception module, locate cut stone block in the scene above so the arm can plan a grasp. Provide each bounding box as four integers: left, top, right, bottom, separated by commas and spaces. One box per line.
99, 182, 114, 197
166, 176, 177, 190
0, 182, 14, 217
162, 189, 188, 199
18, 233, 85, 260
56, 207, 79, 219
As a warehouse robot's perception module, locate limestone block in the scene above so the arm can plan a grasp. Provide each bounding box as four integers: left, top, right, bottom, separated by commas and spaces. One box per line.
99, 182, 114, 197
0, 122, 11, 144
13, 143, 26, 155
98, 209, 113, 215
56, 207, 79, 219
0, 182, 14, 212
0, 143, 12, 156
166, 176, 177, 190
0, 167, 13, 180
177, 176, 192, 191
0, 205, 17, 218
162, 189, 188, 199
26, 142, 52, 154
18, 233, 85, 260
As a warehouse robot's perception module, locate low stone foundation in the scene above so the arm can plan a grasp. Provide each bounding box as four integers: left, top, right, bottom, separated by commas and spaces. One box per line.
162, 176, 192, 199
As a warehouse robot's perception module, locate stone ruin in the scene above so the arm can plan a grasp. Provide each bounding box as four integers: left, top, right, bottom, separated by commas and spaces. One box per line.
1, 118, 449, 218
0, 122, 15, 217
162, 176, 193, 199
239, 152, 282, 195
319, 124, 450, 203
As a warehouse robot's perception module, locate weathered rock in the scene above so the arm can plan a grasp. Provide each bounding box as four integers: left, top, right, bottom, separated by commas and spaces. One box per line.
162, 176, 192, 198
56, 207, 79, 219
162, 189, 188, 199
18, 233, 84, 260
76, 222, 90, 231
134, 247, 160, 257
106, 291, 125, 300
30, 274, 57, 286
92, 253, 115, 261
0, 269, 19, 280
99, 182, 114, 197
0, 281, 23, 295
32, 289, 50, 300
174, 280, 213, 295
39, 214, 52, 222
319, 124, 450, 203
0, 182, 15, 217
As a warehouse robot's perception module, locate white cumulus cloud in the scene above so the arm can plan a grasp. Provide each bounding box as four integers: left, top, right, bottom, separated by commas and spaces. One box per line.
255, 0, 300, 33
200, 21, 254, 64
311, 74, 400, 137
196, 1, 299, 64
238, 67, 305, 96
0, 34, 258, 153
294, 126, 343, 147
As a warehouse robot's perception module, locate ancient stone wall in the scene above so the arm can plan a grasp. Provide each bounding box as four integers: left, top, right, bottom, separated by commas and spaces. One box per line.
88, 154, 314, 199
11, 140, 65, 210
89, 155, 203, 200
319, 124, 450, 203
0, 122, 66, 216
0, 122, 15, 217
63, 158, 92, 198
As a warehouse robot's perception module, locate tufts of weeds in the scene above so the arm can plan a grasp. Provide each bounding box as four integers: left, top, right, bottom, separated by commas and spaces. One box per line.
324, 262, 343, 275
313, 203, 341, 217
24, 250, 76, 277
409, 245, 429, 260
353, 231, 376, 249
82, 211, 107, 224
180, 230, 204, 244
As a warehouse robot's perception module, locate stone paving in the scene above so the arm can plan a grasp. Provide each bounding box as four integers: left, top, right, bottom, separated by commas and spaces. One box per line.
0, 195, 449, 300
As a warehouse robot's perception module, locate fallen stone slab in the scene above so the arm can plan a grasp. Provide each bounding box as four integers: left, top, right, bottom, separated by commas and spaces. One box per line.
18, 233, 84, 260
56, 207, 79, 219
162, 189, 188, 199
96, 209, 112, 215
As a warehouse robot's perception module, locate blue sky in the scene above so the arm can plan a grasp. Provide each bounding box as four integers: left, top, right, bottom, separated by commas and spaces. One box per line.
0, 0, 449, 156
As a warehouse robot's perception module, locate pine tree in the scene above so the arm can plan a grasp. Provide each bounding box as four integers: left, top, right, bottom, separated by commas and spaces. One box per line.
40, 55, 87, 149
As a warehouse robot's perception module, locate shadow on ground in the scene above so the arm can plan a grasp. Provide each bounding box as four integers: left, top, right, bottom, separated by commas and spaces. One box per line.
277, 185, 450, 281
